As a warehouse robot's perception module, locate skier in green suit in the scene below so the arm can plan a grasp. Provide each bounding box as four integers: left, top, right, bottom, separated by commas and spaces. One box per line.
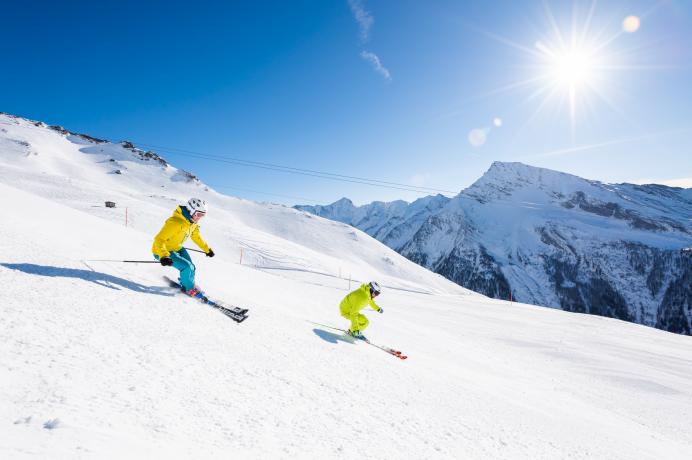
339, 281, 383, 340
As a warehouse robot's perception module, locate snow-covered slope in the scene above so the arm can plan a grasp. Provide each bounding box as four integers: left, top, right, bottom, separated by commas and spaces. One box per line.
299, 161, 692, 335
2, 113, 692, 459
0, 113, 462, 296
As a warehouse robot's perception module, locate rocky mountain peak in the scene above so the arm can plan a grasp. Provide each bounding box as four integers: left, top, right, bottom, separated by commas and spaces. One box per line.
331, 197, 355, 208
463, 161, 592, 204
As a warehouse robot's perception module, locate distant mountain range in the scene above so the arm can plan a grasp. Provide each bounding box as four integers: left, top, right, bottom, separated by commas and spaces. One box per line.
296, 162, 692, 335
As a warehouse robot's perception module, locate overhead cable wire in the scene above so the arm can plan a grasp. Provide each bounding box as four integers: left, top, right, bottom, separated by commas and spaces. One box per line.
153, 147, 451, 194
129, 141, 458, 195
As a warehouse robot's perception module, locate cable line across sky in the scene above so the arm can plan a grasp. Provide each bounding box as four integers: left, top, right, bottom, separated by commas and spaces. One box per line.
133, 141, 458, 195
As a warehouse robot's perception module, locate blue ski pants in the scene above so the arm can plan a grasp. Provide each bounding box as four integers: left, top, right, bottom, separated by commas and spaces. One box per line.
154, 248, 196, 290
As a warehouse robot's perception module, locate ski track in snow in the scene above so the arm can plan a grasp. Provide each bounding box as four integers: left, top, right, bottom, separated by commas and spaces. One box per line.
1, 114, 692, 459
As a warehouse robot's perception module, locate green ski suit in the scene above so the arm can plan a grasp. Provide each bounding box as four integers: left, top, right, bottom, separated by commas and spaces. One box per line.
339, 283, 382, 332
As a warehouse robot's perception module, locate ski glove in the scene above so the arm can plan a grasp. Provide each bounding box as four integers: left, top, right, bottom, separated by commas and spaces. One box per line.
378, 307, 384, 314
206, 249, 215, 258
160, 257, 173, 266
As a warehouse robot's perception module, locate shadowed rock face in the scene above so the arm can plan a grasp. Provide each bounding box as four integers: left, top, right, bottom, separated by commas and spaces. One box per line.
298, 162, 692, 335
656, 252, 692, 335
561, 191, 669, 232
434, 246, 512, 300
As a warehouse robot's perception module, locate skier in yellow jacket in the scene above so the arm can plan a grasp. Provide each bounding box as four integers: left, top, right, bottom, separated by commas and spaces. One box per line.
340, 281, 383, 340
152, 198, 214, 299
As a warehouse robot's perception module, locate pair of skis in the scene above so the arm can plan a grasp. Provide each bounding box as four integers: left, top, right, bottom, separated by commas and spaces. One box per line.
165, 277, 249, 323
310, 322, 407, 360
164, 279, 405, 361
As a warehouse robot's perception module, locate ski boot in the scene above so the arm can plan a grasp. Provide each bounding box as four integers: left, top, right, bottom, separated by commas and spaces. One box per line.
347, 329, 367, 341
185, 286, 209, 303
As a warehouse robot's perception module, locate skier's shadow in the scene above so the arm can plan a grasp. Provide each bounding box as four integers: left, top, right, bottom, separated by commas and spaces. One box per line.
0, 263, 171, 296
313, 328, 355, 345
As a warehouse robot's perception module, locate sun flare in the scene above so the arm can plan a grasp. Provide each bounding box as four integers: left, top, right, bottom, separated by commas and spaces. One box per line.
552, 49, 595, 87
535, 39, 602, 96
472, 3, 644, 139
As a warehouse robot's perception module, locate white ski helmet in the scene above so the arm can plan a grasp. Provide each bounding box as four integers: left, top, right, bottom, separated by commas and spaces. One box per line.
369, 281, 381, 296
187, 197, 208, 214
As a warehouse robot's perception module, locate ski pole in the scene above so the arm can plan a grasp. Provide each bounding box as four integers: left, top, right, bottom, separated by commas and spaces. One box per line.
184, 247, 207, 254
85, 259, 161, 263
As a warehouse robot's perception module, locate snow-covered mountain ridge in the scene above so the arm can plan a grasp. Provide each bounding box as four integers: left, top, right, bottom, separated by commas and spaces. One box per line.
297, 161, 692, 335
296, 194, 451, 251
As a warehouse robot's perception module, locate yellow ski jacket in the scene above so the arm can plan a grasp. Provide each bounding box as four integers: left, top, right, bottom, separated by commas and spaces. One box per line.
340, 283, 382, 314
152, 206, 210, 258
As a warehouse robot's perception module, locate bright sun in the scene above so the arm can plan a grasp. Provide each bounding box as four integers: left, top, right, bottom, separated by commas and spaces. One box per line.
552, 49, 595, 87
535, 39, 600, 90
471, 3, 647, 140
531, 33, 607, 135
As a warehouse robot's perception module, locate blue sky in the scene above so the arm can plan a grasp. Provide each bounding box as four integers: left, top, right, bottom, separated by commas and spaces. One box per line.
2, 0, 691, 205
